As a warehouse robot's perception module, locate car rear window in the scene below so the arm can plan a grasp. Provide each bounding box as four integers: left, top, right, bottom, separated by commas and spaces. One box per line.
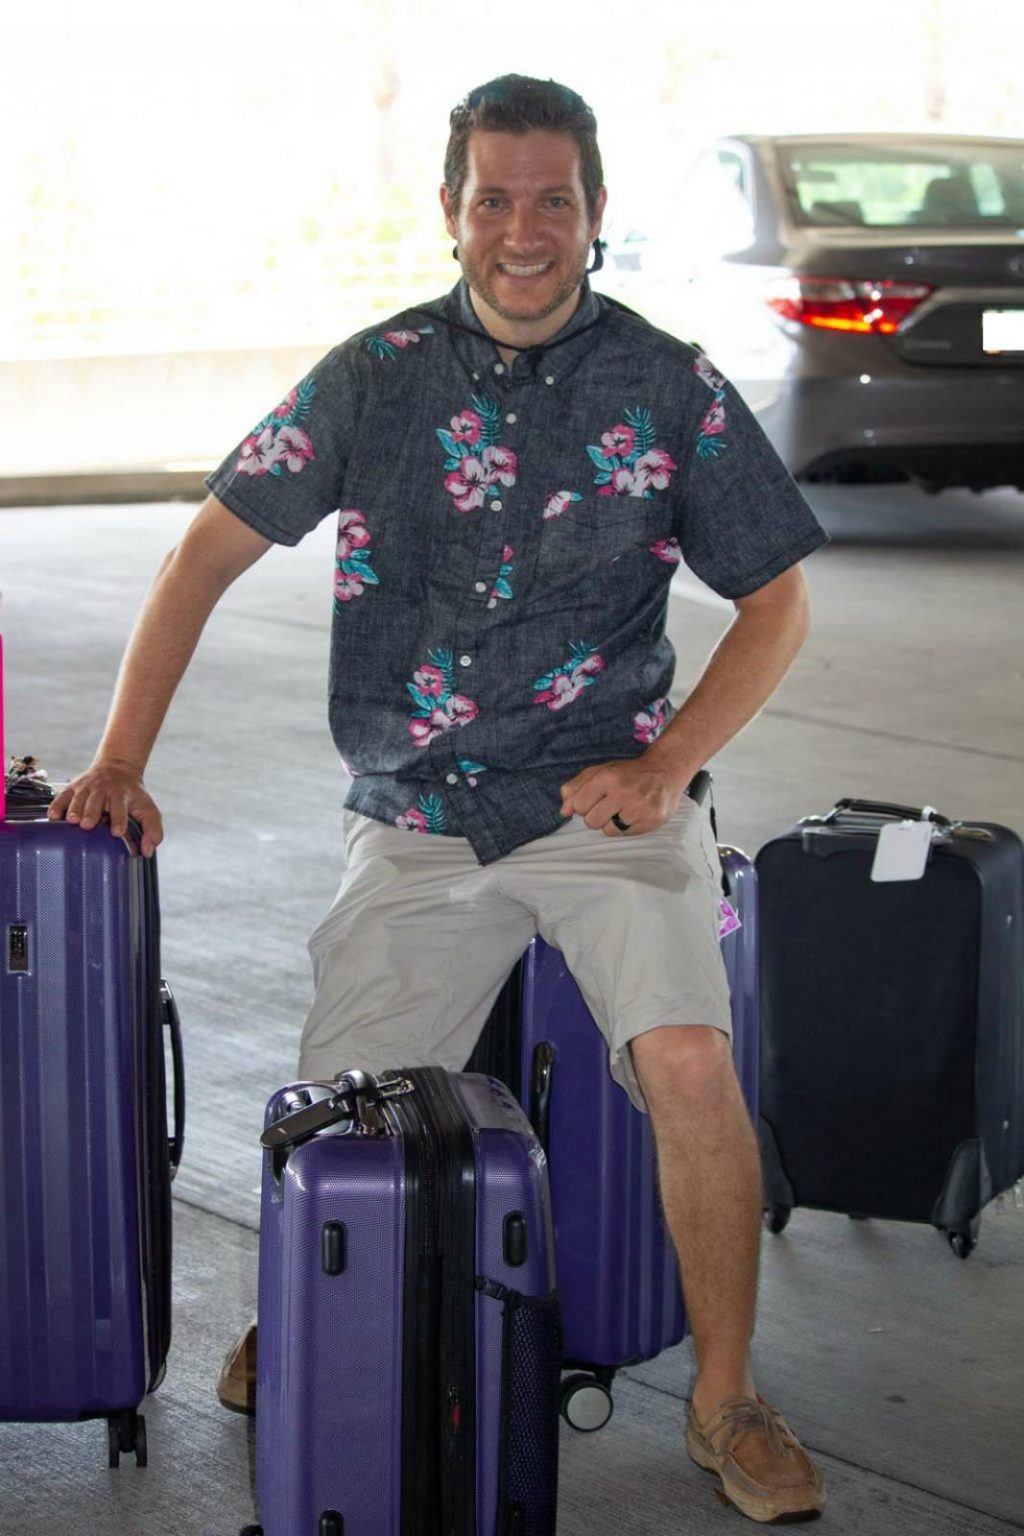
780, 142, 1024, 229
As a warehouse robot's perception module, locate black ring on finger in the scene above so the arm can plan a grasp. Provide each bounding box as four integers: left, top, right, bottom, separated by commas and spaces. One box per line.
611, 813, 632, 832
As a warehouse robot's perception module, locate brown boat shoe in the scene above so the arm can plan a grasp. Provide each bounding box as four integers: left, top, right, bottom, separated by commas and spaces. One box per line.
686, 1394, 825, 1523
216, 1321, 258, 1415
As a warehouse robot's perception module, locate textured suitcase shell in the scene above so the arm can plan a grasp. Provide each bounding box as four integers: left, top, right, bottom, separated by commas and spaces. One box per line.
0, 815, 174, 1426
254, 1067, 559, 1536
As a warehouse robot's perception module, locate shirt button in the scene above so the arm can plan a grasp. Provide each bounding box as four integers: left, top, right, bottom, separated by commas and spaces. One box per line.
490, 499, 503, 511
446, 772, 458, 785
544, 374, 555, 386
459, 654, 473, 667
494, 362, 505, 375
505, 412, 517, 424
474, 580, 488, 593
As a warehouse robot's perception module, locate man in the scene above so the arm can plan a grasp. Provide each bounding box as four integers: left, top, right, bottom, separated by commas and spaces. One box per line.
51, 76, 828, 1523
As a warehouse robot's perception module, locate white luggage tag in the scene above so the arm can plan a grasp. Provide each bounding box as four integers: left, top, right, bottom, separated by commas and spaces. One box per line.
870, 819, 934, 883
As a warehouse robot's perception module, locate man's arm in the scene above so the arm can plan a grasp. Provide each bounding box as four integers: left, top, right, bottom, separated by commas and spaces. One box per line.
559, 564, 811, 835
48, 495, 273, 854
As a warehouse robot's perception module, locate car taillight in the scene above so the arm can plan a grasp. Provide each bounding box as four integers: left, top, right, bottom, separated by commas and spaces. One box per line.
765, 277, 934, 334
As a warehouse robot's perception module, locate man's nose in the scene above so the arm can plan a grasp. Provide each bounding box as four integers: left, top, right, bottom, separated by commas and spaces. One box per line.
504, 203, 544, 250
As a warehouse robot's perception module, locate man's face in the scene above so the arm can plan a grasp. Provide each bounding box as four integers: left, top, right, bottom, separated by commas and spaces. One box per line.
441, 130, 606, 340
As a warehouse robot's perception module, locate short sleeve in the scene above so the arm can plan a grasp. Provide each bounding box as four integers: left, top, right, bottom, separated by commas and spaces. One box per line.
677, 354, 828, 599
204, 343, 362, 546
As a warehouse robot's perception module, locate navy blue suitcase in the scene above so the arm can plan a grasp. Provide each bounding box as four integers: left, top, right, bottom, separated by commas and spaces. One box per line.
757, 799, 1024, 1257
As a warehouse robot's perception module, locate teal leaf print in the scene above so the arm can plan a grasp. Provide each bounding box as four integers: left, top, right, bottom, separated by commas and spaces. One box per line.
406, 684, 436, 714
624, 405, 655, 460
420, 794, 447, 833
436, 428, 466, 460
587, 444, 614, 470
429, 647, 455, 693
366, 337, 397, 361
472, 394, 502, 449
593, 471, 613, 486
493, 577, 513, 600
696, 437, 726, 461
458, 759, 486, 775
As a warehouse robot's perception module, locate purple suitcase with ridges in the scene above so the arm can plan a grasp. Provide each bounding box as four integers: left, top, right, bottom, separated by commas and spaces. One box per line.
249, 1065, 560, 1536
468, 840, 758, 1427
0, 804, 184, 1466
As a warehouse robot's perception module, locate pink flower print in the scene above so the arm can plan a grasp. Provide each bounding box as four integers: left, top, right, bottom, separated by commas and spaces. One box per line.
450, 409, 483, 445
700, 400, 726, 437
445, 458, 489, 512
275, 424, 315, 473
573, 654, 605, 679
598, 465, 651, 498
395, 808, 429, 832
409, 717, 443, 748
634, 697, 668, 744
694, 354, 726, 392
601, 424, 636, 459
413, 664, 446, 697
482, 445, 518, 487
543, 489, 582, 520
536, 674, 589, 711
384, 329, 422, 348
333, 571, 366, 602
650, 537, 682, 565
236, 427, 286, 476
444, 694, 479, 726
634, 448, 677, 491
336, 510, 371, 561
273, 388, 298, 419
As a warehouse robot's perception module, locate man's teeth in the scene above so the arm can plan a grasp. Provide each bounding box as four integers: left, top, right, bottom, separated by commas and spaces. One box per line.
501, 263, 550, 276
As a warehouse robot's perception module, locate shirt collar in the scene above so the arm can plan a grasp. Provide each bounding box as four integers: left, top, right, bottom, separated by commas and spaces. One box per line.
444, 279, 607, 383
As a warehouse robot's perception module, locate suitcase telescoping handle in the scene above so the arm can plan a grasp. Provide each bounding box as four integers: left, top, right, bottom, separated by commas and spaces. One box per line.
825, 798, 951, 828
160, 981, 186, 1177
260, 1072, 415, 1152
529, 1042, 556, 1158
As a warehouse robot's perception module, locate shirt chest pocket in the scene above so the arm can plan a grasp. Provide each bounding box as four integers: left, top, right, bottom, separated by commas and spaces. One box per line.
534, 494, 673, 594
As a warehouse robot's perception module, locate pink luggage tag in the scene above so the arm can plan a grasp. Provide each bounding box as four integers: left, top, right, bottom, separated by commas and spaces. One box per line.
718, 897, 741, 941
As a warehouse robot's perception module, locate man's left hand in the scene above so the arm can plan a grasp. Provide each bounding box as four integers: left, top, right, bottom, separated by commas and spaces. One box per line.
559, 758, 689, 837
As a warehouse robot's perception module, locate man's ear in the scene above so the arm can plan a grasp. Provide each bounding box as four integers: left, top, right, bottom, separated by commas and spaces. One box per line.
590, 186, 608, 242
440, 184, 458, 241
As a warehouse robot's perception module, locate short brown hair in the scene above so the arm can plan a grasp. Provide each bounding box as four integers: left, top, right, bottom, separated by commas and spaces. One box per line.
445, 75, 604, 218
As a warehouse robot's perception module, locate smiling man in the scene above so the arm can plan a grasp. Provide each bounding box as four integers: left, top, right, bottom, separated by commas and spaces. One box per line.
51, 75, 827, 1523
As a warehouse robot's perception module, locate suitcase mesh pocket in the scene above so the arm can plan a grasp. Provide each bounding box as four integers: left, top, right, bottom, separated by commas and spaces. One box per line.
497, 1288, 562, 1536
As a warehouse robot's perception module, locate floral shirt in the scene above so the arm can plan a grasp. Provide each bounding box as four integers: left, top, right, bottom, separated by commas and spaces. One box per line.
206, 281, 827, 864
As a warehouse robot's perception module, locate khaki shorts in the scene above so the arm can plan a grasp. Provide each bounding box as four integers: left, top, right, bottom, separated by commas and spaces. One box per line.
298, 798, 733, 1112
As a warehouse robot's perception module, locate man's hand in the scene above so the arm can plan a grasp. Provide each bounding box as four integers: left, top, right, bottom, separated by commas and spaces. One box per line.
560, 757, 689, 837
48, 762, 164, 857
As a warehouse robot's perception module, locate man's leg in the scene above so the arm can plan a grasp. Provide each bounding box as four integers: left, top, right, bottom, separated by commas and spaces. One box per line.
630, 1024, 760, 1417
631, 1023, 825, 1523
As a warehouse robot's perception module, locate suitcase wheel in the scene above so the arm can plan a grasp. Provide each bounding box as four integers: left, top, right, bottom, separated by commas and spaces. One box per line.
107, 1410, 147, 1469
560, 1373, 614, 1433
764, 1205, 791, 1235
947, 1221, 980, 1260
239, 1527, 264, 1535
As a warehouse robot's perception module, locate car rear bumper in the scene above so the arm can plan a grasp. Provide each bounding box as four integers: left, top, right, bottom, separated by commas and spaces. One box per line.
752, 369, 1024, 489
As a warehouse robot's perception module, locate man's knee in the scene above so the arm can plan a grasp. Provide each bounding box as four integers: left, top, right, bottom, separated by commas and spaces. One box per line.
630, 1023, 736, 1114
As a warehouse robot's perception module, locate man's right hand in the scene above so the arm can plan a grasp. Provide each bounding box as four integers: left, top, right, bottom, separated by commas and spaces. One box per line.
48, 763, 164, 857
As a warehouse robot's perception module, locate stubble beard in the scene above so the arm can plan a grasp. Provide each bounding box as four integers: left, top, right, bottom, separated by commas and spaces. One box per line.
457, 247, 591, 328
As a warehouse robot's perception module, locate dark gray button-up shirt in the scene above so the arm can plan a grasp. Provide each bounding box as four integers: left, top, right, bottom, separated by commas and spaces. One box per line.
206, 281, 827, 864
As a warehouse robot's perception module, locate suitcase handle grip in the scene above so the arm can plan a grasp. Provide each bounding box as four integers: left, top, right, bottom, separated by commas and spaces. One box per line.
529, 1042, 556, 1158
160, 981, 186, 1177
826, 798, 951, 828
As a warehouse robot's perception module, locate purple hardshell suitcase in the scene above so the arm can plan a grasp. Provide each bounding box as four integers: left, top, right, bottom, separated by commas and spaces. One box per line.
0, 791, 184, 1467
468, 793, 758, 1431
245, 1065, 561, 1536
